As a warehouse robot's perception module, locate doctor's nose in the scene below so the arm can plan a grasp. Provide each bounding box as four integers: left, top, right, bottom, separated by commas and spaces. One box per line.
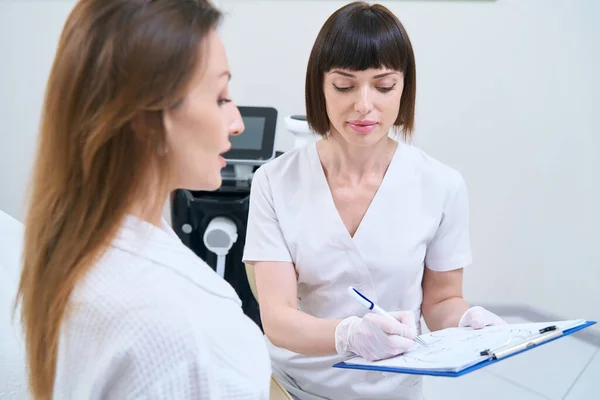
354, 87, 374, 115
229, 105, 245, 136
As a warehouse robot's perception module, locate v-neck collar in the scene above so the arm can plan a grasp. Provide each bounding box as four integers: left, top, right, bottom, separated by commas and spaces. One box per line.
308, 140, 402, 241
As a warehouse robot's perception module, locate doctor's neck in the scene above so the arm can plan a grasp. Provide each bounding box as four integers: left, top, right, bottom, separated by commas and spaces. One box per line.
318, 134, 397, 181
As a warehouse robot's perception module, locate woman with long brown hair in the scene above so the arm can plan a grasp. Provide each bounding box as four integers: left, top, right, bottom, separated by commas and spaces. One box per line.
15, 0, 271, 398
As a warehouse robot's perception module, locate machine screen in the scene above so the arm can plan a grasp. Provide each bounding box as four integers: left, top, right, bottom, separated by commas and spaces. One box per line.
230, 116, 265, 150
222, 106, 277, 164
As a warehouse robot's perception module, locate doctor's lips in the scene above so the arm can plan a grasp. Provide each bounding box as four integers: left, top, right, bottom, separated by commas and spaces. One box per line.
347, 120, 378, 133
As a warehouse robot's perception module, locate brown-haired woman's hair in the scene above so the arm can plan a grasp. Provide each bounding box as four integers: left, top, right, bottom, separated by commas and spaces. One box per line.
15, 0, 221, 397
305, 1, 417, 139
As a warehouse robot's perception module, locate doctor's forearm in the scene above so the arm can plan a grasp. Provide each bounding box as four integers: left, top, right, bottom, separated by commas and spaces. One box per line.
262, 306, 341, 356
422, 297, 469, 331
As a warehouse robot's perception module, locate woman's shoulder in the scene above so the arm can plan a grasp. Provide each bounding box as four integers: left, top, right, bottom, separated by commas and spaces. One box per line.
65, 222, 242, 334
58, 239, 269, 397
400, 142, 466, 191
78, 248, 239, 313
56, 282, 211, 396
61, 246, 234, 363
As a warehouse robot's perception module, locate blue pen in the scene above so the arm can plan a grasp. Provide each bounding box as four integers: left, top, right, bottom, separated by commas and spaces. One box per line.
347, 286, 393, 318
347, 286, 429, 348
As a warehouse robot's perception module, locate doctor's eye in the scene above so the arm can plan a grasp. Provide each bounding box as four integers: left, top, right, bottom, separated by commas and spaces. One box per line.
376, 84, 396, 93
333, 84, 352, 93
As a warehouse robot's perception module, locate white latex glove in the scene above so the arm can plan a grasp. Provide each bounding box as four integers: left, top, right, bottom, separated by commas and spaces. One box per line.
459, 306, 507, 329
335, 311, 417, 361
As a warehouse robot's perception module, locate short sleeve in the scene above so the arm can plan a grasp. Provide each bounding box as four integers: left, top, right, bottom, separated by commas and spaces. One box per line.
424, 174, 472, 272
242, 167, 293, 264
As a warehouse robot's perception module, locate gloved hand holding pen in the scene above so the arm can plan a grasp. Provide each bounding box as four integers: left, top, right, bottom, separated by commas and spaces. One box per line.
335, 311, 417, 361
336, 286, 417, 361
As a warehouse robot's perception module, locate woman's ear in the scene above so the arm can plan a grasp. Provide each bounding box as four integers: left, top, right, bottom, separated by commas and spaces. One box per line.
130, 110, 164, 142
162, 108, 173, 140
129, 113, 146, 142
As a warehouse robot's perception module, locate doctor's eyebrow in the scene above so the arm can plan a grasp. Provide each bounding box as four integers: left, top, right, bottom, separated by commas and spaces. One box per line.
329, 70, 400, 79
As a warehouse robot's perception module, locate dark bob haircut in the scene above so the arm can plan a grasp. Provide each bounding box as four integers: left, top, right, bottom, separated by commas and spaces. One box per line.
305, 1, 416, 139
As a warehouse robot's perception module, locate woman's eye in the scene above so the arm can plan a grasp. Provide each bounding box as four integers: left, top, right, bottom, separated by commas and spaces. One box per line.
333, 84, 352, 92
377, 85, 396, 93
218, 98, 232, 106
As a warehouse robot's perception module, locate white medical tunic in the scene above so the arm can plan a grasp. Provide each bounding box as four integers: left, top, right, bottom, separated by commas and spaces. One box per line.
243, 141, 472, 400
54, 216, 271, 399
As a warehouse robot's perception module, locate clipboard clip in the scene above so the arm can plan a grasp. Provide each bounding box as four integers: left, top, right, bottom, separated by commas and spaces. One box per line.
479, 325, 562, 359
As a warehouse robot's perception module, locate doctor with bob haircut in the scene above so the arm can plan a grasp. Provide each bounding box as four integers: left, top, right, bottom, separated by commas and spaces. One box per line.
244, 2, 505, 399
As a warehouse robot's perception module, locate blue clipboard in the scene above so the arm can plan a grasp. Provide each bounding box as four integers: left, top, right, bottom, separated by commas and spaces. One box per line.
333, 321, 597, 377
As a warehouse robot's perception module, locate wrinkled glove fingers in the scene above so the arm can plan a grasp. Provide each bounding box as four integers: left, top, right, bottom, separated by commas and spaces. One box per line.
468, 308, 487, 329
389, 311, 417, 338
362, 333, 414, 361
386, 334, 415, 351
364, 313, 417, 339
460, 306, 508, 329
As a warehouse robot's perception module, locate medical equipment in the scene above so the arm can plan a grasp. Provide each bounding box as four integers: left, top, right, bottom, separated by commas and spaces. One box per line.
284, 114, 313, 149
203, 217, 238, 278
171, 106, 279, 330
223, 106, 277, 165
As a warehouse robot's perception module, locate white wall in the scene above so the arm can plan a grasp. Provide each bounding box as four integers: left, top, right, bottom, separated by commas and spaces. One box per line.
0, 1, 77, 221
1, 0, 598, 323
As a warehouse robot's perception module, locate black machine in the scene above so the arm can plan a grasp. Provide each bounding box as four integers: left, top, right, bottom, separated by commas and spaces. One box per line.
170, 106, 279, 330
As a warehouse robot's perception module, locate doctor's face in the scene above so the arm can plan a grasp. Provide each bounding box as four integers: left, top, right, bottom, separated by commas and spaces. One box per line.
163, 29, 244, 191
323, 68, 403, 146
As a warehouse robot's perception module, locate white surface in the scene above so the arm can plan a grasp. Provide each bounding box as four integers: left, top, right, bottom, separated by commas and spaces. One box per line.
0, 1, 78, 222
0, 210, 29, 399
485, 326, 596, 400
564, 350, 600, 400
421, 315, 597, 400
423, 370, 548, 400
0, 0, 598, 332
